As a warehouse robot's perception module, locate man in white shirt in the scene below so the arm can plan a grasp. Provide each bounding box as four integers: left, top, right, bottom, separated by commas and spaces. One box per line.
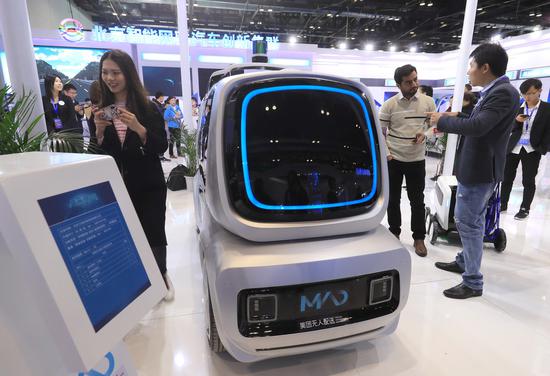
379, 64, 436, 257
501, 78, 550, 220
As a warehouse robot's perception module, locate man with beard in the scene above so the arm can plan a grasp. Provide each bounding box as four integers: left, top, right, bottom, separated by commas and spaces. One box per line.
379, 64, 436, 257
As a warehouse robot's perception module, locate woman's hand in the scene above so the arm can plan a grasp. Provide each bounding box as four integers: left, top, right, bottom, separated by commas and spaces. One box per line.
92, 108, 112, 129
92, 108, 112, 145
118, 108, 148, 144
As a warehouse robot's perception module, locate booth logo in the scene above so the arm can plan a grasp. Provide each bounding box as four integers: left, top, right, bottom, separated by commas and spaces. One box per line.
59, 18, 85, 42
300, 290, 349, 312
78, 352, 115, 376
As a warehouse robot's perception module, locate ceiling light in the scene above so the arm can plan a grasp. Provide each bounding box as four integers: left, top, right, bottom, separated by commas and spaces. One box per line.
389, 45, 397, 52
478, 7, 483, 11
250, 21, 254, 24
371, 28, 375, 31
410, 46, 418, 53
529, 12, 535, 16
536, 13, 542, 17
365, 43, 374, 51
289, 35, 297, 44
192, 18, 198, 21
120, 13, 127, 16
427, 2, 433, 6
260, 8, 265, 11
112, 12, 117, 16
257, 21, 262, 25
365, 28, 369, 31
339, 41, 348, 49
328, 13, 333, 17
268, 8, 273, 12
419, 2, 426, 5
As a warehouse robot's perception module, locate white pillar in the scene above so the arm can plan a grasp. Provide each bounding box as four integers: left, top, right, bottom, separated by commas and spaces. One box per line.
442, 0, 478, 176
0, 0, 47, 135
177, 0, 194, 132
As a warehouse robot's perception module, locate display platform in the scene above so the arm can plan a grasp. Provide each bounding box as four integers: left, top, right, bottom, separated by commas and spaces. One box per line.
0, 152, 166, 375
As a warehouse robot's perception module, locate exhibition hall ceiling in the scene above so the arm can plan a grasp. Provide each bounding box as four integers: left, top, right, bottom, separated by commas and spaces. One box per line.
72, 0, 550, 52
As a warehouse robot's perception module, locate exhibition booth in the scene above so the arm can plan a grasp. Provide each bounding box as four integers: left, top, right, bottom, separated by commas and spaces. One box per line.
2, 25, 550, 107
1, 1, 550, 375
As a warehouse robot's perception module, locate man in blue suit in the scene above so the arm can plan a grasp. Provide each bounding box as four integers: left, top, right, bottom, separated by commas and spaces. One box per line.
427, 43, 520, 299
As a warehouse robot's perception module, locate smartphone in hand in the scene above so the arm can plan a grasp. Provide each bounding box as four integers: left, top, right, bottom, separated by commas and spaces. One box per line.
98, 104, 120, 121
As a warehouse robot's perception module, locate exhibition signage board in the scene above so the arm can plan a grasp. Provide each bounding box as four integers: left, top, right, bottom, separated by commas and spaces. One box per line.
91, 25, 280, 50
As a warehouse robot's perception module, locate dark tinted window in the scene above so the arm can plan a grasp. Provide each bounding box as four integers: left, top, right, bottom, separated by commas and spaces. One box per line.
198, 89, 215, 161
224, 79, 381, 222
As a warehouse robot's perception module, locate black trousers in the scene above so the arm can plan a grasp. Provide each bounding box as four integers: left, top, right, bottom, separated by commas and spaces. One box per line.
388, 159, 426, 240
169, 127, 181, 157
501, 148, 542, 211
151, 245, 167, 275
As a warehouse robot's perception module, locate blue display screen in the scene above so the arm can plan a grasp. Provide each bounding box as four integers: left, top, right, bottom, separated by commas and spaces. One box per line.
240, 85, 379, 211
38, 182, 151, 332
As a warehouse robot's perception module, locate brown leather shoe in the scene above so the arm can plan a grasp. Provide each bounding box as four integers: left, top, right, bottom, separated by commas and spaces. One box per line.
414, 239, 427, 257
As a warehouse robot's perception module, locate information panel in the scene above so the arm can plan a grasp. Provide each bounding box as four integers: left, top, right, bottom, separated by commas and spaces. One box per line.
38, 182, 151, 332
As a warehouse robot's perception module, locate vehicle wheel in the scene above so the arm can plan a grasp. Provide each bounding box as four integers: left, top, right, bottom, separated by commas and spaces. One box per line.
494, 228, 507, 253
205, 283, 225, 353
430, 219, 440, 245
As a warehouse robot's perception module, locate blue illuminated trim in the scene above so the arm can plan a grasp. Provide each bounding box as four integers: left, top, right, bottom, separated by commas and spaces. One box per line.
240, 84, 379, 211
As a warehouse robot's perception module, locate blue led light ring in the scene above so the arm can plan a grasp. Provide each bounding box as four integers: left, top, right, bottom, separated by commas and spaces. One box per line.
240, 85, 379, 211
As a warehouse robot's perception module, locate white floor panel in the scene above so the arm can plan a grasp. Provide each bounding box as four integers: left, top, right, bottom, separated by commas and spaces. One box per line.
125, 156, 550, 375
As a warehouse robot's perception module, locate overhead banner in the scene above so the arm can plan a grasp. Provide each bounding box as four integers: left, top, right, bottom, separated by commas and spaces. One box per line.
91, 25, 280, 50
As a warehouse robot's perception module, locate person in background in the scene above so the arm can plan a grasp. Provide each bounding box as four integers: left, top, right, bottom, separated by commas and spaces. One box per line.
191, 97, 199, 131
379, 64, 436, 257
63, 83, 84, 126
419, 85, 433, 97
464, 83, 473, 94
152, 91, 165, 114
93, 49, 174, 302
428, 43, 519, 299
431, 92, 478, 181
81, 80, 101, 147
164, 96, 183, 159
501, 78, 550, 220
152, 91, 170, 162
63, 83, 85, 146
42, 75, 79, 135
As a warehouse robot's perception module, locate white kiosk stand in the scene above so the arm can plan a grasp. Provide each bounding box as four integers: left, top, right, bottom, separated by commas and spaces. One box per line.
0, 152, 167, 375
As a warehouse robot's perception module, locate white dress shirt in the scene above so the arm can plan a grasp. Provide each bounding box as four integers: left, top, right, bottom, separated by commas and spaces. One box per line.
512, 100, 540, 154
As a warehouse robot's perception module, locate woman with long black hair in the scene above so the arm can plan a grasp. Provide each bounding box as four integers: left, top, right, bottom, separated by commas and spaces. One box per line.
42, 75, 79, 134
93, 49, 173, 301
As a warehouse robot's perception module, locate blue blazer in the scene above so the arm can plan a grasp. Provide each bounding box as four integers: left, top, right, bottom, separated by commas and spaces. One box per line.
438, 77, 520, 184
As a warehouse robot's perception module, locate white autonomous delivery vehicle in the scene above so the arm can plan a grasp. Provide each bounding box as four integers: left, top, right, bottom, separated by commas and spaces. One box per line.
193, 69, 412, 362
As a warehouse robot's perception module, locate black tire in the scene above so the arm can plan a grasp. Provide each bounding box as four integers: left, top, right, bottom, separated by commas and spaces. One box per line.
494, 228, 507, 253
430, 219, 440, 245
207, 296, 225, 353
